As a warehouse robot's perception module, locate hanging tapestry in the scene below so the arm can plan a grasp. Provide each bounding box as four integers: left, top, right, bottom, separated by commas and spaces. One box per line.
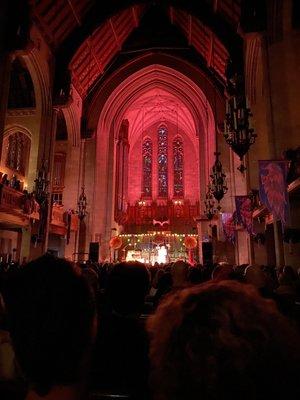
258, 160, 289, 225
235, 195, 253, 234
221, 212, 236, 243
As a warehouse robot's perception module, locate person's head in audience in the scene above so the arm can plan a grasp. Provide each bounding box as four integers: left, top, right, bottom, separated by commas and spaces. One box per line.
4, 254, 96, 399
107, 261, 149, 317
211, 263, 234, 281
244, 264, 267, 290
147, 280, 300, 400
278, 265, 297, 285
188, 267, 203, 284
171, 260, 189, 289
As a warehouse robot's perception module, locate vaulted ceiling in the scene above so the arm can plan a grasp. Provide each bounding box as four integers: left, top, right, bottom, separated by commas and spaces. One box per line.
69, 5, 230, 97
29, 1, 245, 99
69, 5, 146, 97
31, 0, 241, 50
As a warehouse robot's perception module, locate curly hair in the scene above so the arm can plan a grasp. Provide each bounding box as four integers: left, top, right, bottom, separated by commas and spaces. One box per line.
4, 255, 96, 396
147, 280, 300, 400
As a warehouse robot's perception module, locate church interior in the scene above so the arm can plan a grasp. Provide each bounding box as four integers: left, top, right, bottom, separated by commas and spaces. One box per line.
0, 0, 300, 267
1, 2, 300, 400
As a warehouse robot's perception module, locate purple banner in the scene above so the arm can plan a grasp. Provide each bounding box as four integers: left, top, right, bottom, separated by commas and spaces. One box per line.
259, 160, 289, 225
221, 213, 236, 243
235, 195, 253, 234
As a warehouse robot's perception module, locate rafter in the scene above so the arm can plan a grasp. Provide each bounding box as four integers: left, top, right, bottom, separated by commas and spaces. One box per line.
109, 19, 121, 50
67, 0, 81, 26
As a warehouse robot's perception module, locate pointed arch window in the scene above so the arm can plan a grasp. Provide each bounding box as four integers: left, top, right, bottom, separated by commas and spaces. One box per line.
158, 126, 168, 197
5, 132, 31, 176
173, 137, 184, 197
142, 138, 152, 197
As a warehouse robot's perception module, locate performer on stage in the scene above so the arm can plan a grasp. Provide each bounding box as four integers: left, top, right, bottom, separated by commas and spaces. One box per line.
157, 245, 167, 264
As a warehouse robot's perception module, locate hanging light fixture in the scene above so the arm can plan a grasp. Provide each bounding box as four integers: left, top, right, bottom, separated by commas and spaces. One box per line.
223, 61, 257, 173
204, 185, 218, 219
34, 159, 49, 204
210, 152, 228, 205
209, 88, 228, 207
77, 186, 87, 220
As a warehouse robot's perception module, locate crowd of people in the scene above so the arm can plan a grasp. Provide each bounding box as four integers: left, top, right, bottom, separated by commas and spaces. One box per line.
0, 256, 300, 399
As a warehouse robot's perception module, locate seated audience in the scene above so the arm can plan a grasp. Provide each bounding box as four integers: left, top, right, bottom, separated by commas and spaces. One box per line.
4, 255, 96, 400
147, 280, 300, 400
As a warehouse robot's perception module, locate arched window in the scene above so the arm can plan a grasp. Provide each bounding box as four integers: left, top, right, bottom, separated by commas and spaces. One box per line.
5, 132, 31, 176
173, 137, 184, 197
142, 138, 152, 197
158, 126, 168, 197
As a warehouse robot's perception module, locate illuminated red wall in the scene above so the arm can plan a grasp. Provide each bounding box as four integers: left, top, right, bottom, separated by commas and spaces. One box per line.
128, 121, 199, 204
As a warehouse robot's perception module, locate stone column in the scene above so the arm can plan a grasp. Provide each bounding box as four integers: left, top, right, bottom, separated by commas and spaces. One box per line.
42, 109, 58, 253
273, 220, 285, 268
115, 119, 130, 222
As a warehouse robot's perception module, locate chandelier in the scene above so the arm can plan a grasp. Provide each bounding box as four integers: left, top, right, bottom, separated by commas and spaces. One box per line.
77, 186, 87, 220
210, 152, 228, 206
223, 63, 257, 173
204, 186, 218, 220
34, 159, 49, 205
34, 159, 50, 242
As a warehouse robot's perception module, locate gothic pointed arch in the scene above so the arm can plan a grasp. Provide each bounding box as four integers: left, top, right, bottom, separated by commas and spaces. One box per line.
142, 137, 153, 198
157, 124, 168, 198
173, 135, 184, 198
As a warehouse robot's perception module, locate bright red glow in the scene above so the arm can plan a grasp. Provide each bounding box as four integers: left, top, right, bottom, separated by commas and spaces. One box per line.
95, 64, 217, 210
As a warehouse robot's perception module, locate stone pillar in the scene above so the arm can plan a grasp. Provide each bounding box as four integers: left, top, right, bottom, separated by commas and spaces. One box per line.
273, 220, 285, 268
18, 227, 32, 262
115, 119, 130, 221
42, 109, 58, 253
197, 221, 204, 264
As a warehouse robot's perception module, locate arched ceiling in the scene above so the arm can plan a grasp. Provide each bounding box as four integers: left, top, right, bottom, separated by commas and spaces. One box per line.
29, 1, 245, 100
97, 63, 218, 186
70, 5, 229, 97
69, 5, 145, 96
31, 0, 241, 50
124, 88, 197, 147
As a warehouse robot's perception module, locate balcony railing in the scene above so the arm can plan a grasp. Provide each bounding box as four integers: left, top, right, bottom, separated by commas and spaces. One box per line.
0, 185, 23, 210
123, 200, 200, 234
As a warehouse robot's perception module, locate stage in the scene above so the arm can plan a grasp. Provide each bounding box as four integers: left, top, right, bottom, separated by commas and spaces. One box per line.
121, 232, 198, 264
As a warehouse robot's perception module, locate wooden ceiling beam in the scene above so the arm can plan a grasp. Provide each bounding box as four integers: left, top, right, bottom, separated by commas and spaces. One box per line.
109, 19, 121, 50
131, 6, 139, 28
67, 0, 82, 26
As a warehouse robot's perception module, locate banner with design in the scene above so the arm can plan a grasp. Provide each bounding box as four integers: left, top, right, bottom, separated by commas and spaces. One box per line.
235, 195, 253, 234
258, 160, 289, 226
221, 213, 236, 243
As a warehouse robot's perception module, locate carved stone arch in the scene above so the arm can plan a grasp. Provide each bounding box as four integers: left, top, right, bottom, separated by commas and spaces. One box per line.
61, 85, 82, 147
91, 63, 220, 244
17, 47, 51, 116
4, 124, 32, 140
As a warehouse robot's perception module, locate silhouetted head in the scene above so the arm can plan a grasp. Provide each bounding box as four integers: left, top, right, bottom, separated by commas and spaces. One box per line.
107, 261, 149, 316
147, 280, 300, 400
4, 254, 96, 396
171, 260, 189, 288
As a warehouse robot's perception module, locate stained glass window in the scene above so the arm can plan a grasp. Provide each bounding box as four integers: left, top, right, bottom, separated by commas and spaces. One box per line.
5, 132, 30, 176
173, 137, 184, 197
158, 126, 168, 197
142, 138, 152, 197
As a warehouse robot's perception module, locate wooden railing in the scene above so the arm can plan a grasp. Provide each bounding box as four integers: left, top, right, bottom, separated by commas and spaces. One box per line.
51, 204, 65, 227
0, 185, 23, 210
50, 205, 79, 234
